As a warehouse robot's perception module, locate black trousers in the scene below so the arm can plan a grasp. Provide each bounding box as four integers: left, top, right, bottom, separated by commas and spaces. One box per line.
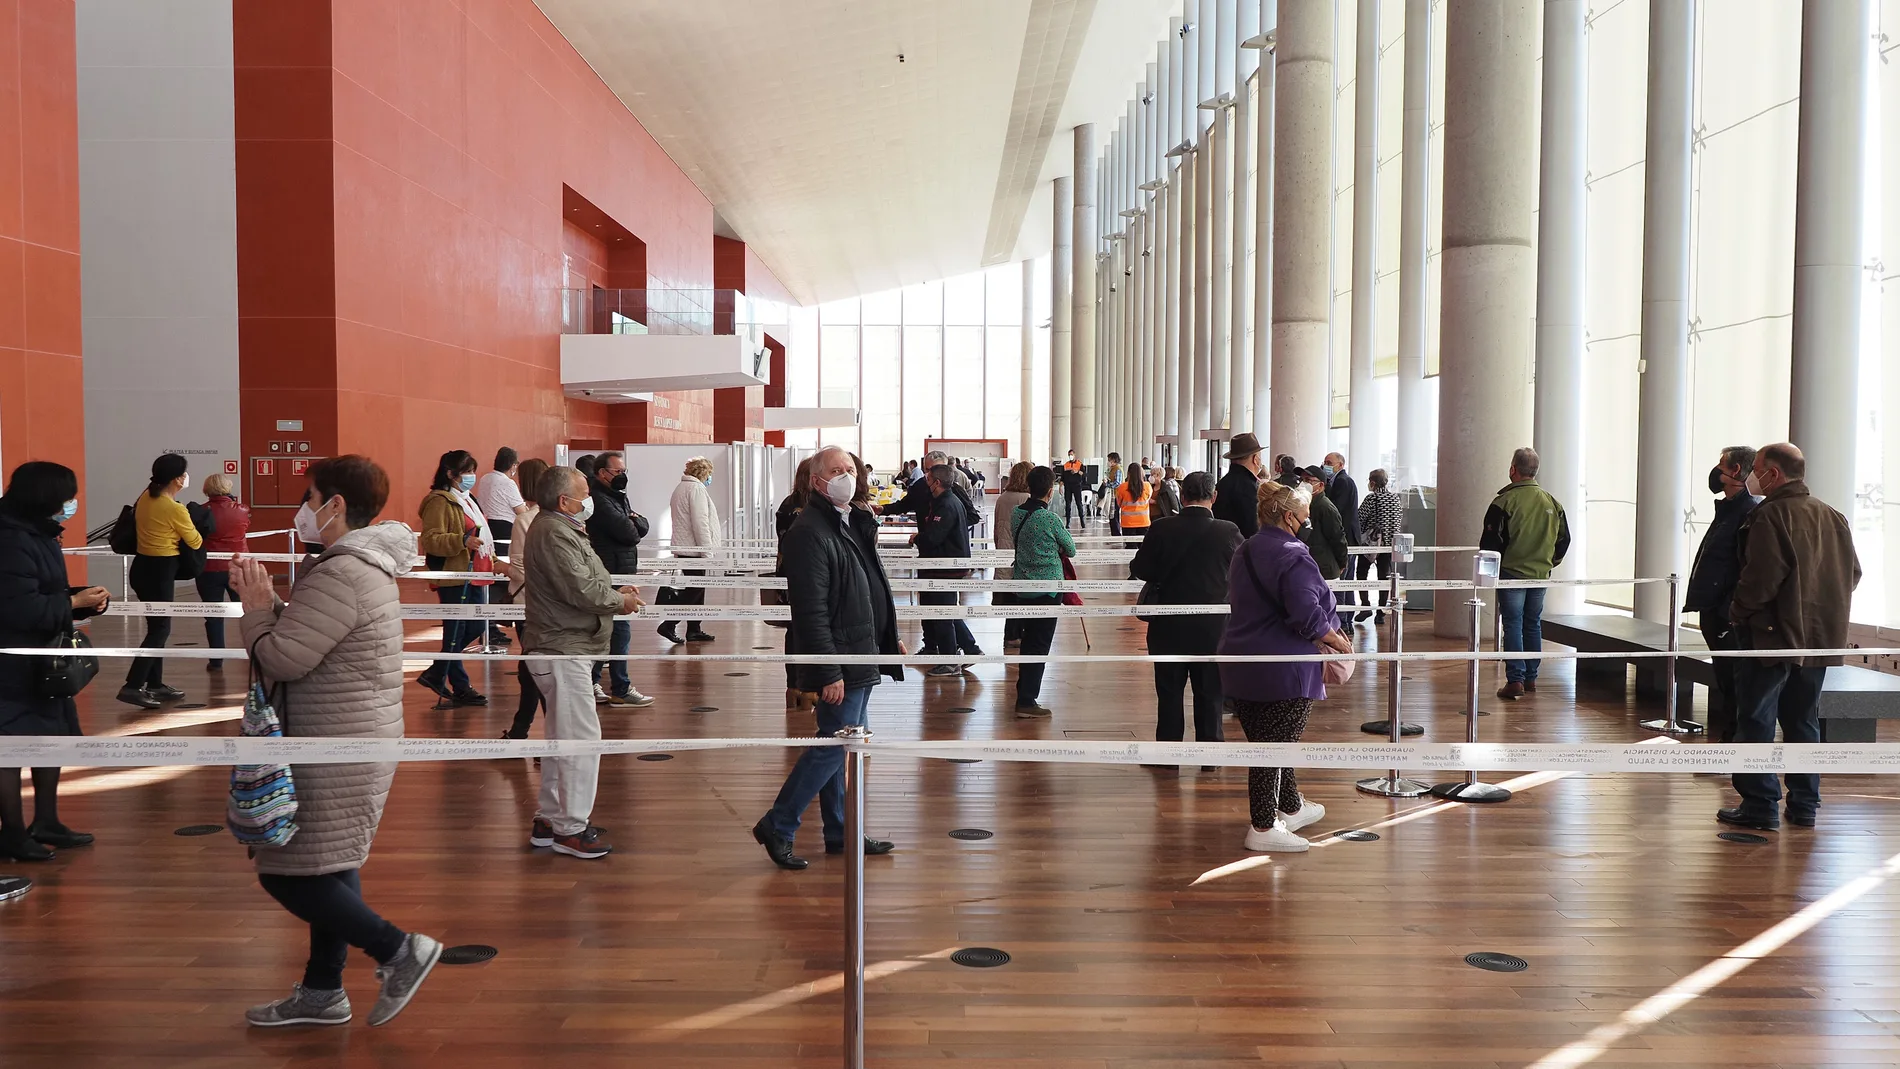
258, 869, 406, 991
1703, 624, 1742, 743
658, 570, 707, 631
1354, 552, 1394, 610
1154, 661, 1224, 742
506, 660, 542, 738
126, 554, 180, 688
1063, 488, 1086, 525
1229, 697, 1314, 826
1015, 614, 1060, 706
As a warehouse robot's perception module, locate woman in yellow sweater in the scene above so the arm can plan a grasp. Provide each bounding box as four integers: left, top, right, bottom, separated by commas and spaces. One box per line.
119, 454, 203, 709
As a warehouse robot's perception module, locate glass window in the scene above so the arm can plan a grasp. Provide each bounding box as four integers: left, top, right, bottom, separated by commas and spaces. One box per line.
788, 305, 819, 407
985, 262, 1023, 325
860, 325, 903, 474
820, 297, 860, 325
943, 325, 985, 438
902, 324, 944, 443
945, 274, 986, 326
861, 288, 902, 326
985, 325, 1023, 451
903, 280, 943, 324
819, 325, 858, 410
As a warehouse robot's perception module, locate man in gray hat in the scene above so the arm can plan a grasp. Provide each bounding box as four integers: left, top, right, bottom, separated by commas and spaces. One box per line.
1213, 433, 1265, 538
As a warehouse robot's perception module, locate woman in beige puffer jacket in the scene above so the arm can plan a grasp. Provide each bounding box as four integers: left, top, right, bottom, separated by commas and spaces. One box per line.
229, 454, 442, 1030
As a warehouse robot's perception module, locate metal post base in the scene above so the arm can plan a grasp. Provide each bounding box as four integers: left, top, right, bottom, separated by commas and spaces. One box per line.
0, 876, 31, 903
1360, 719, 1424, 737
1428, 781, 1513, 803
1640, 717, 1705, 734
1356, 774, 1433, 798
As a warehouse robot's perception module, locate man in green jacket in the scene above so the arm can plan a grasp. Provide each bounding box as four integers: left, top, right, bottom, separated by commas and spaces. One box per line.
523, 466, 642, 861
1480, 447, 1571, 701
1719, 443, 1861, 832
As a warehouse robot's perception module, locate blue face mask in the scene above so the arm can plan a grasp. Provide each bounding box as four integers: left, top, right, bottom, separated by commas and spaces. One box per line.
55, 499, 77, 522
458, 473, 477, 493
1321, 464, 1336, 478
703, 477, 713, 487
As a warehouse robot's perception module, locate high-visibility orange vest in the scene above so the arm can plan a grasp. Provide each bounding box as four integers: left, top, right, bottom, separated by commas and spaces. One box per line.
1117, 483, 1151, 528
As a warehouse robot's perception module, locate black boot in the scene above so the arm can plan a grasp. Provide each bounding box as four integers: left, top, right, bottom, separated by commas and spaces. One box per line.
751, 818, 808, 870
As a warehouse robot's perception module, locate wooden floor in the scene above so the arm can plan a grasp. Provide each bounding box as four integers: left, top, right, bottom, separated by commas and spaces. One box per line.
4, 562, 1900, 1068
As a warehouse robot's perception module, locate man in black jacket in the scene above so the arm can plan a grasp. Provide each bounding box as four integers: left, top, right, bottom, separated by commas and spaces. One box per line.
753, 446, 900, 870
1685, 445, 1760, 742
583, 451, 650, 706
1213, 433, 1265, 538
1130, 471, 1243, 743
1323, 452, 1363, 546
913, 464, 981, 673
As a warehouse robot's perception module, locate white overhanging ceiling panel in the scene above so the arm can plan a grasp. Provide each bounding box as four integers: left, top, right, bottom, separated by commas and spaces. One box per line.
533, 0, 1178, 305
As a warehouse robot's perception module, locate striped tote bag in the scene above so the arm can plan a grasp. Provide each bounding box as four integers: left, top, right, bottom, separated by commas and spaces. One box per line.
227, 681, 299, 848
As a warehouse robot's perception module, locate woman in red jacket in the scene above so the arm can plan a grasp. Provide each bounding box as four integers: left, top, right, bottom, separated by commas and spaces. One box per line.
198, 473, 251, 671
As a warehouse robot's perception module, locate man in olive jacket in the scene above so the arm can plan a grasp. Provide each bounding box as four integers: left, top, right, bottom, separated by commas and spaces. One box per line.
1720, 443, 1862, 833
753, 446, 901, 872
1480, 447, 1571, 700
523, 466, 642, 861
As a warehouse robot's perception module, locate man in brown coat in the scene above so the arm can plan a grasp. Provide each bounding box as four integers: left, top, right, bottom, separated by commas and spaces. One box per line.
1720, 442, 1861, 832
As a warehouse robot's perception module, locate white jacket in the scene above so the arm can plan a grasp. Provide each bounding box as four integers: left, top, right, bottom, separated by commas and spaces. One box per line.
669, 475, 722, 557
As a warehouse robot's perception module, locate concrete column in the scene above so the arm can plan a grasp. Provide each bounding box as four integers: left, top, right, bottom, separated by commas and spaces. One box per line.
1229, 76, 1253, 433
1051, 175, 1073, 455
1431, 0, 1538, 639
1210, 107, 1232, 431
1164, 19, 1185, 459
1394, 0, 1430, 486
1346, 0, 1381, 471
1177, 150, 1198, 460
1073, 124, 1098, 458
1790, 0, 1874, 516
1250, 18, 1274, 439
1535, 0, 1587, 610
1021, 258, 1035, 460
1632, 0, 1695, 624
1193, 125, 1214, 450
1269, 0, 1333, 467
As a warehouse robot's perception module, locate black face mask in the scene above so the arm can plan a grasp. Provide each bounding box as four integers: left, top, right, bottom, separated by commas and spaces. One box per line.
1708, 466, 1726, 496
610, 472, 628, 492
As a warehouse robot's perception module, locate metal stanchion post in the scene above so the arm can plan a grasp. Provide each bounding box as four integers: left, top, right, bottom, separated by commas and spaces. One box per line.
1357, 575, 1431, 797
287, 530, 299, 586
1642, 573, 1702, 734
1431, 553, 1512, 803
839, 725, 870, 1069
1361, 535, 1423, 739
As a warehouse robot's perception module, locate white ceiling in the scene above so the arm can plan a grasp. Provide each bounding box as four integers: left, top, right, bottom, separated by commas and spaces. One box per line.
534, 0, 1180, 305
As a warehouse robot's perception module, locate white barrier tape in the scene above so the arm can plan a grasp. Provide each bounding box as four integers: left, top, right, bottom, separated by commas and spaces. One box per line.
6, 733, 1900, 776
22, 645, 1900, 665
247, 529, 295, 539
399, 603, 1229, 622
871, 738, 1900, 775
0, 734, 839, 768
1346, 545, 1480, 555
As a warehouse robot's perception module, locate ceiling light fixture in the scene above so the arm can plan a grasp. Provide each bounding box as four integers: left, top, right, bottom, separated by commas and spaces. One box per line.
1163, 141, 1195, 158
1198, 92, 1235, 110
1139, 178, 1166, 191
1241, 30, 1276, 50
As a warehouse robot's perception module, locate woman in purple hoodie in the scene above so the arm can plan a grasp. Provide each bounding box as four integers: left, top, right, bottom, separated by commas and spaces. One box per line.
1218, 481, 1353, 853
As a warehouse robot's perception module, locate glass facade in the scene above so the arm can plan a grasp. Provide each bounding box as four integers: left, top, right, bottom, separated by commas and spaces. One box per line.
782, 260, 1048, 476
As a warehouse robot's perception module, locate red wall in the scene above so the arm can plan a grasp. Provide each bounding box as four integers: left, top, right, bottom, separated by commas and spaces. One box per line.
0, 0, 85, 544
234, 0, 785, 524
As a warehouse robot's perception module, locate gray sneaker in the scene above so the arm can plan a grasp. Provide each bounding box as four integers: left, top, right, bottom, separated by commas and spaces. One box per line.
367, 933, 443, 1027
246, 983, 351, 1027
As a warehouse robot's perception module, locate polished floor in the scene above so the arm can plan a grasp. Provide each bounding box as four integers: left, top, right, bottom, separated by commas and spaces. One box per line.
3, 564, 1900, 1068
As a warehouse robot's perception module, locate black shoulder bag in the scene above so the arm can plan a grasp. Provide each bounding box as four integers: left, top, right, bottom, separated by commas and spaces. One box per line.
36, 627, 99, 699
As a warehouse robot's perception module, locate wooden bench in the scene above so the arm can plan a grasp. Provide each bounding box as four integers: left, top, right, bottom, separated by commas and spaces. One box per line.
1539, 613, 1900, 741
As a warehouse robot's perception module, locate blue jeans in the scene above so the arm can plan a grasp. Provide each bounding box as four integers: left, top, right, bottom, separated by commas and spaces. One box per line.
422, 583, 486, 693
594, 620, 631, 696
1497, 586, 1546, 684
766, 684, 871, 845
1729, 660, 1824, 821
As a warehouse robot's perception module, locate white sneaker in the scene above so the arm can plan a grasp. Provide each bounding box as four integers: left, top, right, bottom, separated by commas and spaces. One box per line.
1281, 800, 1326, 833
1243, 821, 1310, 853
608, 689, 656, 709
593, 684, 610, 705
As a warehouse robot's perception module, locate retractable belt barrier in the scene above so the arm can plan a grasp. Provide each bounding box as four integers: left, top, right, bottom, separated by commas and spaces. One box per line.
2, 733, 1897, 776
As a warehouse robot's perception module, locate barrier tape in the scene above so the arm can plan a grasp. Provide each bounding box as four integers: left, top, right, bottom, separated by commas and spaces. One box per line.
4, 733, 1900, 776
15, 645, 1900, 666
95, 601, 1234, 622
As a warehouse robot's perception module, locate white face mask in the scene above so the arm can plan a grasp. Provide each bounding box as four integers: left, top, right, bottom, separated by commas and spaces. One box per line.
823, 471, 856, 508
179, 472, 190, 491
294, 500, 326, 543
1745, 471, 1764, 497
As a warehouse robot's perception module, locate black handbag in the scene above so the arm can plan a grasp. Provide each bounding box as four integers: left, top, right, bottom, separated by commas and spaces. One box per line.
36, 628, 99, 698
106, 504, 137, 555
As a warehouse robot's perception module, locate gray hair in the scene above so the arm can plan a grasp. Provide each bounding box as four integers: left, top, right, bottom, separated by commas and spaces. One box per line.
536, 465, 586, 511
1511, 447, 1540, 478
923, 450, 949, 466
